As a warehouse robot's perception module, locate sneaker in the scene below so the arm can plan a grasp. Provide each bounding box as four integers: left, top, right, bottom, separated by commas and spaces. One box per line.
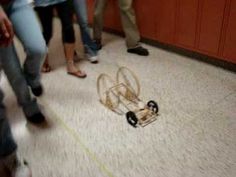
23, 101, 46, 124
86, 53, 98, 64
3, 152, 32, 177
23, 69, 44, 96
31, 85, 43, 97
127, 46, 149, 56
84, 45, 99, 64
26, 112, 45, 124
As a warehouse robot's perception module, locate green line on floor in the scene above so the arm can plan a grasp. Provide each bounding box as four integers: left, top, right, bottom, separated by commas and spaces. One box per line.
41, 99, 115, 177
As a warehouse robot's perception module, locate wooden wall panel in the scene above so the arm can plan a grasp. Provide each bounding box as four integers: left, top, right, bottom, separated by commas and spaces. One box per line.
175, 0, 199, 47
86, 0, 236, 64
198, 0, 226, 55
223, 0, 236, 63
103, 1, 122, 31
134, 0, 157, 39
155, 0, 176, 44
102, 1, 117, 29
87, 0, 94, 23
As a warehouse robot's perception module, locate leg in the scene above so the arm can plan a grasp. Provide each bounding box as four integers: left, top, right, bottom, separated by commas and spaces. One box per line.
118, 0, 149, 56
34, 6, 54, 73
73, 0, 98, 63
118, 0, 140, 48
0, 45, 45, 124
9, 2, 47, 89
0, 86, 32, 177
0, 89, 17, 158
73, 0, 97, 51
93, 0, 108, 42
56, 1, 86, 78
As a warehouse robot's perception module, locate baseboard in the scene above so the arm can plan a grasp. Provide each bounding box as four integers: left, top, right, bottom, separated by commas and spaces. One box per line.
101, 27, 236, 73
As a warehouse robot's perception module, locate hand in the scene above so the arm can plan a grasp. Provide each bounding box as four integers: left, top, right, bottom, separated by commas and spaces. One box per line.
0, 7, 14, 47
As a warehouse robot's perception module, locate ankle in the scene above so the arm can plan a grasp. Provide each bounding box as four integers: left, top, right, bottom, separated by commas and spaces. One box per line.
66, 60, 77, 73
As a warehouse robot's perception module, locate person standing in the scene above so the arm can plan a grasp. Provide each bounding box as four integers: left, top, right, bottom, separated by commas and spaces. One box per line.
93, 0, 149, 56
34, 0, 87, 78
0, 1, 42, 176
0, 0, 47, 124
73, 0, 99, 63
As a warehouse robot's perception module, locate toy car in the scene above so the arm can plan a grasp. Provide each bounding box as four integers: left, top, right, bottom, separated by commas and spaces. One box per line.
97, 67, 159, 127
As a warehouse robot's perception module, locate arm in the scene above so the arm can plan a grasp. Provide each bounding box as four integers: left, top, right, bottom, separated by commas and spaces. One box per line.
0, 5, 14, 47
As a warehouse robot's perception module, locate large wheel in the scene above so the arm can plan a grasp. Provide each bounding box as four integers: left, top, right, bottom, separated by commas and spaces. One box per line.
126, 111, 138, 127
97, 74, 119, 110
147, 100, 159, 114
116, 67, 140, 98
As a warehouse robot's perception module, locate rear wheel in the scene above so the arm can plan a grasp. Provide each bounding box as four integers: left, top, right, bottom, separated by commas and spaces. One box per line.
97, 74, 119, 110
147, 100, 159, 114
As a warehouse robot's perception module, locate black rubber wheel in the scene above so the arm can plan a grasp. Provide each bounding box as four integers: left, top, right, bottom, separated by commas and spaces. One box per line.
126, 111, 138, 127
147, 100, 159, 113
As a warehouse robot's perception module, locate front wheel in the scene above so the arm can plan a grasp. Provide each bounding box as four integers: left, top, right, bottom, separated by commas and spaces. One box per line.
126, 111, 138, 127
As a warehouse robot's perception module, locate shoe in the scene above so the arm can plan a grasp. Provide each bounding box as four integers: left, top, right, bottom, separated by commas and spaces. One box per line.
94, 39, 102, 50
84, 45, 99, 63
23, 70, 44, 96
23, 100, 45, 124
3, 152, 32, 177
67, 70, 87, 78
127, 46, 149, 56
31, 85, 43, 97
26, 112, 45, 124
86, 53, 98, 64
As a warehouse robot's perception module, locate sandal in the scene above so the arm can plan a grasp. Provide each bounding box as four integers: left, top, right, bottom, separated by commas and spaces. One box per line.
67, 70, 87, 78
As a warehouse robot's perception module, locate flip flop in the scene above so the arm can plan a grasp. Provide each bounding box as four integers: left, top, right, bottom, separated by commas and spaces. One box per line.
67, 70, 87, 78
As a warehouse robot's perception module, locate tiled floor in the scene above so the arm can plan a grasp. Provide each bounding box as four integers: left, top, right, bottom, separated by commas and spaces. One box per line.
1, 19, 235, 177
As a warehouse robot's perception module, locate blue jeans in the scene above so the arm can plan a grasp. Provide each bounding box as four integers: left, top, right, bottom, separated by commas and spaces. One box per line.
0, 0, 46, 117
73, 0, 98, 56
0, 89, 17, 158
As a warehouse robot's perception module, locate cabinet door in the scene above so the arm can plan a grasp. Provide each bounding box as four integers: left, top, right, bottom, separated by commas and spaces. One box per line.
134, 0, 157, 39
103, 1, 122, 31
197, 0, 226, 55
223, 0, 236, 63
87, 0, 94, 23
156, 0, 176, 44
175, 0, 199, 47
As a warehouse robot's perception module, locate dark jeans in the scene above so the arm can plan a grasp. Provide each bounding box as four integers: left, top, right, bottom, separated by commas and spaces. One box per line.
0, 0, 46, 118
73, 0, 98, 56
0, 89, 17, 158
35, 0, 75, 45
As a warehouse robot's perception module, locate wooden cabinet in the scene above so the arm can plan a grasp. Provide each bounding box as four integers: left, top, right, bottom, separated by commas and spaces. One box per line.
155, 0, 176, 44
87, 0, 94, 23
87, 0, 236, 64
222, 0, 236, 63
197, 0, 226, 55
103, 1, 122, 30
175, 0, 199, 48
134, 0, 157, 39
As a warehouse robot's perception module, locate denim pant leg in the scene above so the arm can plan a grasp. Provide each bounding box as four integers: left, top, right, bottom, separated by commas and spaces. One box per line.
73, 0, 98, 53
9, 1, 47, 88
0, 88, 17, 158
0, 45, 40, 118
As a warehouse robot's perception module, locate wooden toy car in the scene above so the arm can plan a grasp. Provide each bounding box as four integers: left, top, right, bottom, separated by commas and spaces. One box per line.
97, 67, 159, 127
